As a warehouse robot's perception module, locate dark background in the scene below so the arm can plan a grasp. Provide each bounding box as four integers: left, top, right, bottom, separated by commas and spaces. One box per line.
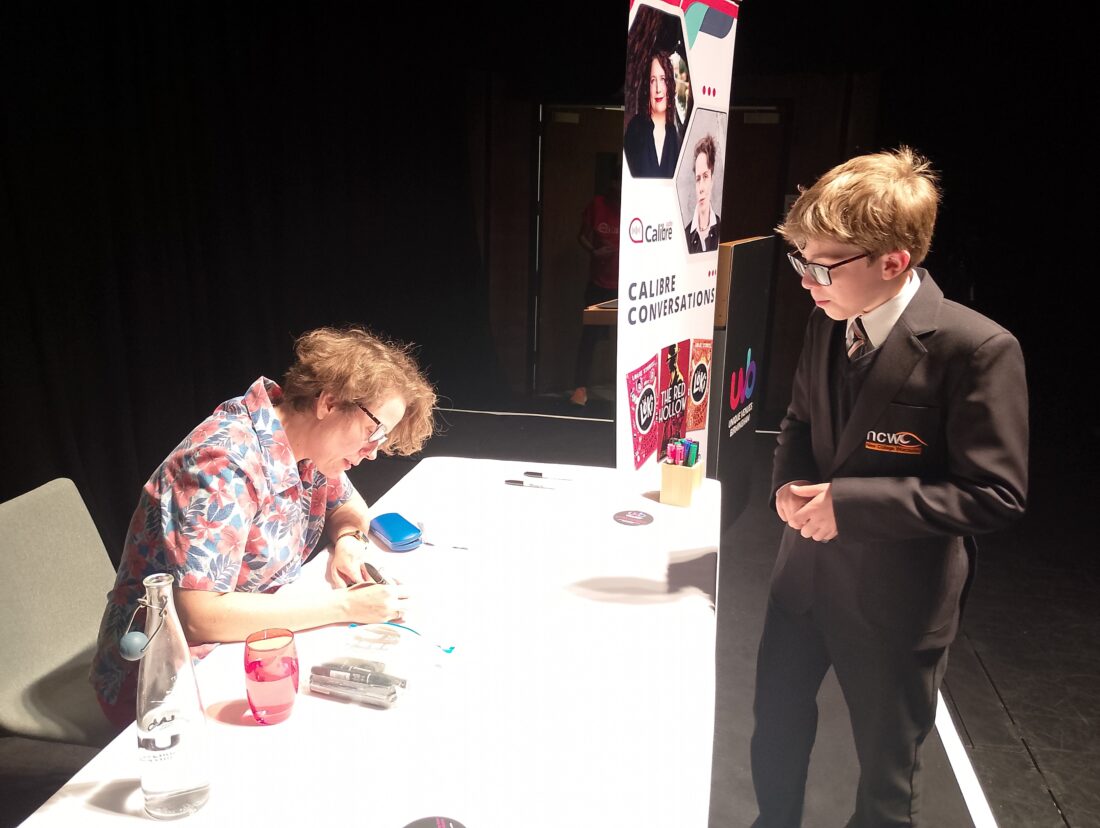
2, 0, 1086, 563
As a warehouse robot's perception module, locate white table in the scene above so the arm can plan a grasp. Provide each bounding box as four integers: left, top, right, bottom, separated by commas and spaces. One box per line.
22, 457, 721, 828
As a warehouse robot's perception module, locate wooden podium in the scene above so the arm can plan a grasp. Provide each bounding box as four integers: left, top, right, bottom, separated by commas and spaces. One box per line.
581, 298, 618, 326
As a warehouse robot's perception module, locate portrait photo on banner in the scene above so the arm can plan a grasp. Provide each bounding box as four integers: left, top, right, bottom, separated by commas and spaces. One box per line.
677, 110, 727, 255
623, 4, 692, 180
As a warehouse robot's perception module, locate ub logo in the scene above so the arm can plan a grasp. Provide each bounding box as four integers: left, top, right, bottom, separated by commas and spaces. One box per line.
729, 348, 757, 410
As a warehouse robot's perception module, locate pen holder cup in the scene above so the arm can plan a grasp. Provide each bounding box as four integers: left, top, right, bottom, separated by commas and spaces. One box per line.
659, 461, 705, 507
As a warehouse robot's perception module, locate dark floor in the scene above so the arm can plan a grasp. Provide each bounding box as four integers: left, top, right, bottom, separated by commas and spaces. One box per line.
4, 409, 1095, 827
939, 437, 1100, 828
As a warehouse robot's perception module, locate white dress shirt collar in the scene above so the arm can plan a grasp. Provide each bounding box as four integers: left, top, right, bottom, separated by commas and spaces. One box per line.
846, 270, 920, 350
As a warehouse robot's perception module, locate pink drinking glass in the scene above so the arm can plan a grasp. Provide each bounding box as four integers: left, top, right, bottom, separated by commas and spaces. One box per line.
243, 628, 299, 725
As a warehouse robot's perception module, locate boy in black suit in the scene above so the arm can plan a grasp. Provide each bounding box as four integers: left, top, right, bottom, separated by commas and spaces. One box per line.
750, 148, 1028, 827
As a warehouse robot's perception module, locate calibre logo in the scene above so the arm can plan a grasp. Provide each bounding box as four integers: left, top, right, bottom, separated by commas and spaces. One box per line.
628, 217, 674, 244
728, 348, 757, 410
864, 430, 927, 455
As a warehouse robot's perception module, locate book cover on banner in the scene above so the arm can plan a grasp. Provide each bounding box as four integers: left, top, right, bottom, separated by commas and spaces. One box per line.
626, 353, 660, 470
686, 337, 712, 434
658, 338, 690, 459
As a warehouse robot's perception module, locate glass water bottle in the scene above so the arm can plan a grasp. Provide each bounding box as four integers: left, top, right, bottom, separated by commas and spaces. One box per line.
134, 573, 211, 818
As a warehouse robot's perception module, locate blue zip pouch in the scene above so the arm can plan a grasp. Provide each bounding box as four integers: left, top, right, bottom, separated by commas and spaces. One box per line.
369, 512, 422, 552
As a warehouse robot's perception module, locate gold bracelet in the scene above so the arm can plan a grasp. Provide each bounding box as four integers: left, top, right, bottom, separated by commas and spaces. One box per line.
335, 528, 368, 544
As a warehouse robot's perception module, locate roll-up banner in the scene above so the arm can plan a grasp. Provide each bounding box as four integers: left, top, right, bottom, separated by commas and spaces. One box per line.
616, 0, 740, 481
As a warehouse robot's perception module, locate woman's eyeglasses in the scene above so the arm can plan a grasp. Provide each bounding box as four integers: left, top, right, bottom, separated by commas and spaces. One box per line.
353, 402, 389, 445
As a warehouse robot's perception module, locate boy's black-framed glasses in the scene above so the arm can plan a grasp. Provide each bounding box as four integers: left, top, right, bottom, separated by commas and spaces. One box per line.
787, 250, 870, 286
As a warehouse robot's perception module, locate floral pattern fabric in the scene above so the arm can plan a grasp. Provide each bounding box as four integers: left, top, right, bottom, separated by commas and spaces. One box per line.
91, 377, 353, 706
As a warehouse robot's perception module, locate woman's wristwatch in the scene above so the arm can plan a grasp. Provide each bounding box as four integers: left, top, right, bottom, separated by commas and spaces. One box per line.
333, 529, 387, 584
335, 528, 369, 544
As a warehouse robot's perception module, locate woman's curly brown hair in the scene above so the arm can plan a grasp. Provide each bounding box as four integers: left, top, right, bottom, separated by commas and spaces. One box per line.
281, 326, 436, 455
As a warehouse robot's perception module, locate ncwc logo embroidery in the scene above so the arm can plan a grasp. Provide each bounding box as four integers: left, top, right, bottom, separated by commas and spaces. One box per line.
864, 430, 927, 455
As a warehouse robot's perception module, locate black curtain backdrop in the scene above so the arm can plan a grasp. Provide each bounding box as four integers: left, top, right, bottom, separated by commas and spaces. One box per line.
2, 0, 1086, 563
733, 0, 1088, 503
1, 2, 630, 562
2, 4, 504, 561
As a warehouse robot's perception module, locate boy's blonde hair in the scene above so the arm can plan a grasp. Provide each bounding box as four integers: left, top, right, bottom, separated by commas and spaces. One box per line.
777, 147, 941, 266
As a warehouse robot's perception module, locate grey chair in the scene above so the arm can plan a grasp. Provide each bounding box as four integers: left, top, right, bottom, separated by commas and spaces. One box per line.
0, 478, 118, 748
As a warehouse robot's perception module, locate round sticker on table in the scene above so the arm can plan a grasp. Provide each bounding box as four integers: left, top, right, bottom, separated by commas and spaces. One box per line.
613, 509, 654, 526
402, 819, 467, 828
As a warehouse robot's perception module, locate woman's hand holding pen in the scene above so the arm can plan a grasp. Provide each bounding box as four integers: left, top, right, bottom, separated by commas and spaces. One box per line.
344, 580, 411, 624
329, 532, 372, 586
329, 534, 409, 622
330, 532, 398, 587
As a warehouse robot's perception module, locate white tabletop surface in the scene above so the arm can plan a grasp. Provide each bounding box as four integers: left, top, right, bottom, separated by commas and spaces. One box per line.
22, 457, 721, 828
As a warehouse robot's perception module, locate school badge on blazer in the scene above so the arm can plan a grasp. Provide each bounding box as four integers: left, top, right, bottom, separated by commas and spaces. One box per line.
864, 429, 927, 455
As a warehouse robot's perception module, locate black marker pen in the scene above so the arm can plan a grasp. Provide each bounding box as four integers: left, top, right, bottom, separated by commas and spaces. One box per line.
361, 562, 387, 584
